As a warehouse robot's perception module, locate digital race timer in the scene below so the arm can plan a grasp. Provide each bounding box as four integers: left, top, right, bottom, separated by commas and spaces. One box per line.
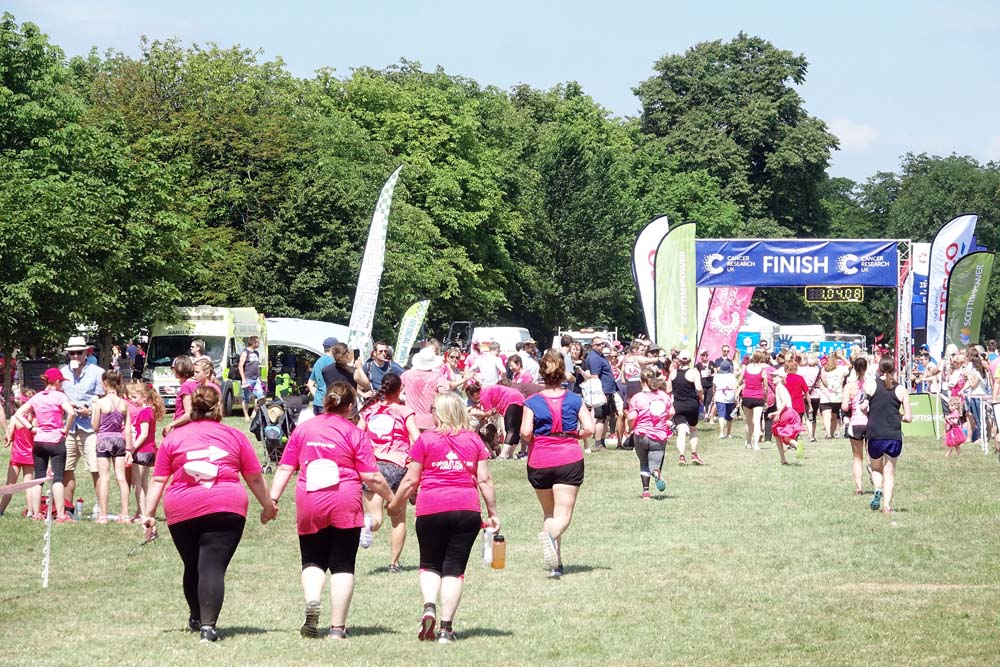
804, 285, 864, 303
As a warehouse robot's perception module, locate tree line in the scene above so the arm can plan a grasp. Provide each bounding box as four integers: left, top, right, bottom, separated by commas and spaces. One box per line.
3, 14, 999, 364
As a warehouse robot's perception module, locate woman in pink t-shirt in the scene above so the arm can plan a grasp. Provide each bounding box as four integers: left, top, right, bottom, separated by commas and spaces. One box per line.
163, 356, 222, 436
142, 387, 276, 643
466, 381, 526, 460
388, 392, 500, 644
627, 367, 674, 499
358, 372, 419, 574
520, 351, 595, 578
11, 369, 76, 521
270, 381, 393, 641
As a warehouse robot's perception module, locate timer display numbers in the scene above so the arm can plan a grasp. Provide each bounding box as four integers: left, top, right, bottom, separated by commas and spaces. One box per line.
804, 286, 865, 303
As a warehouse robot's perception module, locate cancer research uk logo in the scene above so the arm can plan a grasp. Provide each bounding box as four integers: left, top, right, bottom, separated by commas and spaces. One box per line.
703, 252, 754, 275
837, 253, 890, 276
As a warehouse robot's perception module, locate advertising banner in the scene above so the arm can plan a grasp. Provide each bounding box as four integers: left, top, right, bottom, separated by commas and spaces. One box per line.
901, 393, 942, 438
393, 299, 430, 363
927, 214, 978, 360
695, 240, 898, 287
945, 251, 994, 350
698, 287, 754, 361
654, 222, 697, 352
632, 215, 670, 339
347, 165, 404, 360
911, 242, 931, 329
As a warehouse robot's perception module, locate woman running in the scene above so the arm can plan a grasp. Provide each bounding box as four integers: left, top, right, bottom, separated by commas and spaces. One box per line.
670, 350, 704, 465
770, 369, 804, 465
819, 350, 849, 438
142, 387, 277, 642
627, 367, 673, 498
520, 351, 595, 578
388, 393, 500, 643
863, 356, 912, 515
358, 372, 419, 571
270, 381, 393, 640
799, 352, 822, 442
840, 357, 870, 495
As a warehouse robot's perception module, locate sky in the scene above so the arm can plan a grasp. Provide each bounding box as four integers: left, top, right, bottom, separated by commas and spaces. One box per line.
8, 0, 1000, 182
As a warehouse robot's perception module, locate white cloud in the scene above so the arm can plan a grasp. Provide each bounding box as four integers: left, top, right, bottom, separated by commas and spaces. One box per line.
828, 117, 879, 153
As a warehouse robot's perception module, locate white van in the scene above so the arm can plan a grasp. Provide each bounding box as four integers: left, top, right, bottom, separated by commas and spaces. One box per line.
471, 327, 532, 356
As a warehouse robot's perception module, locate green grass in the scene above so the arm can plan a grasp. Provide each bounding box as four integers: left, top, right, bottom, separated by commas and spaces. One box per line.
2, 419, 1000, 666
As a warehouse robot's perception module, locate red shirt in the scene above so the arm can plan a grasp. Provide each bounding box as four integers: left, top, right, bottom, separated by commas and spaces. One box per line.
785, 373, 809, 414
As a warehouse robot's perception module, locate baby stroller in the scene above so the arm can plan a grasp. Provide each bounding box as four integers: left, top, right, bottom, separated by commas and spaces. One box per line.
250, 395, 304, 473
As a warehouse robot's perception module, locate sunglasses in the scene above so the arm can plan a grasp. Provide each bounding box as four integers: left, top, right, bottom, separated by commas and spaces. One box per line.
68, 351, 85, 356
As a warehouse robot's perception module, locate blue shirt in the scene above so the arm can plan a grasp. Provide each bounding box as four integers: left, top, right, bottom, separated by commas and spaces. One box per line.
364, 359, 405, 391
310, 355, 335, 408
585, 350, 616, 394
60, 363, 106, 432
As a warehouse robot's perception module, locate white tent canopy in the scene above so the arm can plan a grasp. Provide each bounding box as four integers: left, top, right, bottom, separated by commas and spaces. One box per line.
266, 318, 351, 357
740, 309, 781, 341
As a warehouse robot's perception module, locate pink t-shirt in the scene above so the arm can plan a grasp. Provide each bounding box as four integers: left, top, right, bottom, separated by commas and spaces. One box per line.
10, 426, 34, 465
360, 402, 415, 467
408, 430, 488, 517
799, 366, 821, 399
401, 369, 449, 430
25, 390, 68, 443
478, 384, 525, 415
133, 405, 158, 454
173, 380, 222, 420
154, 421, 261, 525
279, 414, 379, 534
628, 390, 673, 441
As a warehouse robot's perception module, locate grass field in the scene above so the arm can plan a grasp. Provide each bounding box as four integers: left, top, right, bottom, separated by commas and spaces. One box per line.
2, 418, 999, 666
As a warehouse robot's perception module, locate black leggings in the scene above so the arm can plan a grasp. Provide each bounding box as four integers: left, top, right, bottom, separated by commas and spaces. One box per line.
299, 525, 363, 574
415, 510, 481, 577
503, 405, 523, 445
167, 512, 246, 626
33, 440, 67, 484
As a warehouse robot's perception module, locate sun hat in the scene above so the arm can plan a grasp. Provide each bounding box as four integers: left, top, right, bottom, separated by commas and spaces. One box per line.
411, 346, 442, 371
64, 336, 88, 352
42, 368, 65, 384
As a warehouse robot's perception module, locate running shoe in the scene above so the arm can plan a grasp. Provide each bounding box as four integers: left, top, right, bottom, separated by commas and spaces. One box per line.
795, 441, 804, 459
538, 531, 559, 568
328, 627, 349, 640
418, 607, 437, 641
387, 563, 402, 574
548, 565, 564, 579
199, 625, 218, 643
870, 489, 883, 512
300, 600, 321, 639
641, 490, 651, 500
188, 618, 201, 632
691, 453, 705, 465
515, 452, 528, 460
654, 473, 666, 493
437, 629, 458, 643
678, 455, 687, 466
359, 514, 374, 549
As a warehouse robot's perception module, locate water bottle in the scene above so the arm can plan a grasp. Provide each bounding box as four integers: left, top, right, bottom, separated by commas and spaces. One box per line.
75, 498, 84, 520
482, 528, 495, 566
491, 533, 506, 570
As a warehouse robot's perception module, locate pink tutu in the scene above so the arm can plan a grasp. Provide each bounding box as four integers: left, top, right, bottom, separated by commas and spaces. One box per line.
772, 407, 805, 441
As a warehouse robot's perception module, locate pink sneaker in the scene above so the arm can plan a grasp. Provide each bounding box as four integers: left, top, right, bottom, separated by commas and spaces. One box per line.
678, 455, 687, 466
691, 453, 705, 465
641, 491, 651, 500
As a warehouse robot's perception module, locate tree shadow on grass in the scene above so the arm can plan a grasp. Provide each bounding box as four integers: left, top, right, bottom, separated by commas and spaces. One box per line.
459, 627, 514, 639
348, 625, 399, 637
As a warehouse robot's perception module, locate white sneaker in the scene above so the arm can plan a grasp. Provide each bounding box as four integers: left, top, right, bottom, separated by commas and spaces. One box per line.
538, 531, 559, 568
360, 514, 374, 549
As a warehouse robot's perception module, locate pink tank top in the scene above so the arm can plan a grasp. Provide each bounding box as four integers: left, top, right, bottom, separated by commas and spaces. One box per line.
849, 380, 868, 426
743, 369, 764, 399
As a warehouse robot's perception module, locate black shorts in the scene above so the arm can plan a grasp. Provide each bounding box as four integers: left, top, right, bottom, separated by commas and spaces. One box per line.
133, 451, 156, 467
415, 510, 481, 578
299, 525, 363, 574
808, 397, 821, 421
527, 459, 585, 490
593, 394, 617, 421
819, 402, 841, 414
672, 406, 699, 427
845, 425, 867, 441
742, 396, 765, 409
96, 436, 127, 458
